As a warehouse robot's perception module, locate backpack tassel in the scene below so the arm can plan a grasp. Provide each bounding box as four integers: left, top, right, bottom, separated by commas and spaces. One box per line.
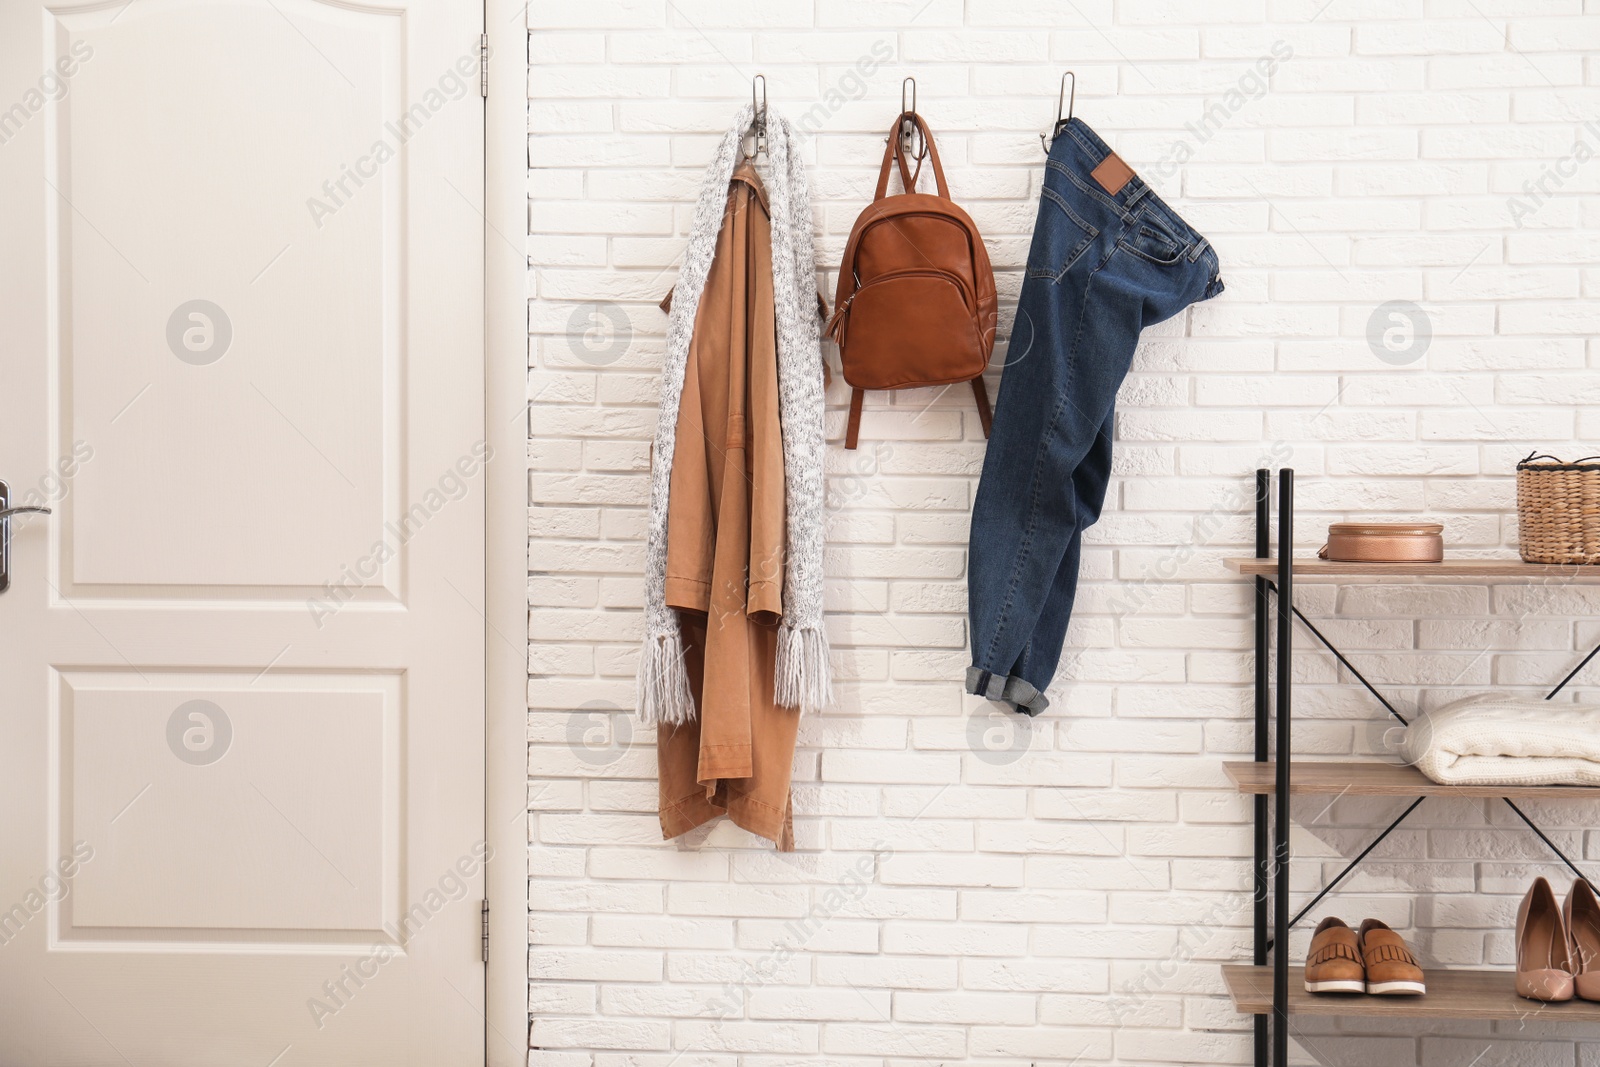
824, 300, 849, 347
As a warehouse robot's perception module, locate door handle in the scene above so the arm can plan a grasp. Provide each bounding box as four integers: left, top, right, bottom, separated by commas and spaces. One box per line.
0, 480, 51, 595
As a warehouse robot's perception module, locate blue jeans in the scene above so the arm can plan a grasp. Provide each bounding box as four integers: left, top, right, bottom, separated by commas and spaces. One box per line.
966, 118, 1223, 716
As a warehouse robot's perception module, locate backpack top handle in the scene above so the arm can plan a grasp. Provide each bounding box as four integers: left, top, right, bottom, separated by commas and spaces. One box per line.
873, 111, 950, 201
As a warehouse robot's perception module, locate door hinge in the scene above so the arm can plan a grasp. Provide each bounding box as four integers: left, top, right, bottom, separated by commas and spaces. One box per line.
480, 899, 490, 963
479, 34, 489, 98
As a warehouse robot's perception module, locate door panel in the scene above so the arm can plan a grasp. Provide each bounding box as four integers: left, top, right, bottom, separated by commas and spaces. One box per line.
61, 670, 398, 940
0, 0, 486, 1061
52, 1, 400, 596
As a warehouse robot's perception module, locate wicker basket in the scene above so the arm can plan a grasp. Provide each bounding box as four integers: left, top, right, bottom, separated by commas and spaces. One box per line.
1517, 452, 1600, 564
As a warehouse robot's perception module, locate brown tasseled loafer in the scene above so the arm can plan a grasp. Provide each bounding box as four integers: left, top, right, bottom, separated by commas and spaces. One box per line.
1304, 917, 1365, 994
1358, 918, 1426, 996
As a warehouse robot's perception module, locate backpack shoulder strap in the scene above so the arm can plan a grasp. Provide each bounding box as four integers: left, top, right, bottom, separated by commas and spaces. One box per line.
845, 387, 866, 450
970, 377, 993, 439
847, 380, 988, 450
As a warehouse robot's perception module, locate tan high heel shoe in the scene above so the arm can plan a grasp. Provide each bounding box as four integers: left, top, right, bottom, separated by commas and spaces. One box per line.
1565, 879, 1600, 1001
1517, 876, 1576, 1002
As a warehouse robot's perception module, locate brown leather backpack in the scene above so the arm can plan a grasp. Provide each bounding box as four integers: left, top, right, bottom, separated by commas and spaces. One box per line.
827, 112, 998, 450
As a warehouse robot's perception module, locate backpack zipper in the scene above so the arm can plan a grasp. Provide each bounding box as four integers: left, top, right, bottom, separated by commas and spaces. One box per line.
827, 267, 976, 347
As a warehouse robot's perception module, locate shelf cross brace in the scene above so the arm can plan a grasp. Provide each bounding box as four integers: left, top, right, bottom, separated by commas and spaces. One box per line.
1264, 795, 1425, 953
1264, 579, 1408, 726
1503, 798, 1598, 894
1547, 638, 1600, 701
1263, 579, 1600, 908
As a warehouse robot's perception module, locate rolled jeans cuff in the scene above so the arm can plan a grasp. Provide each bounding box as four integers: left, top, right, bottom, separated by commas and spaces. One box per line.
965, 667, 1051, 717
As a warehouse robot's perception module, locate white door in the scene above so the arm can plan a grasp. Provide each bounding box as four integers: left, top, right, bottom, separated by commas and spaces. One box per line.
0, 0, 487, 1062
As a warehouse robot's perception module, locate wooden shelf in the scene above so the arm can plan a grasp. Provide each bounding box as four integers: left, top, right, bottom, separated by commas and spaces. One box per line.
1222, 964, 1600, 1021
1226, 557, 1600, 579
1223, 760, 1600, 799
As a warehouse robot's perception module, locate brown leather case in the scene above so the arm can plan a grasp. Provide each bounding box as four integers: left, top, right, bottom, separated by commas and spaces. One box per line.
1318, 522, 1444, 563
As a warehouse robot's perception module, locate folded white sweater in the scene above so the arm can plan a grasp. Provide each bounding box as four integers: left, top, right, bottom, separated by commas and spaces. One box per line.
1396, 694, 1600, 787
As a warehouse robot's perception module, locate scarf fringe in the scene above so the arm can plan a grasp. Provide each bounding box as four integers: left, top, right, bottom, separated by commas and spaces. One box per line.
637, 630, 696, 727
774, 623, 833, 715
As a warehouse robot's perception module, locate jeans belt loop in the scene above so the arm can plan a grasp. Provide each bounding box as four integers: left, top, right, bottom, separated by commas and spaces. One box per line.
1187, 236, 1210, 263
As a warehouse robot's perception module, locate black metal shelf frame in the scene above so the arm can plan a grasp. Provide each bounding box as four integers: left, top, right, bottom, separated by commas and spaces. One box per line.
1250, 467, 1600, 1067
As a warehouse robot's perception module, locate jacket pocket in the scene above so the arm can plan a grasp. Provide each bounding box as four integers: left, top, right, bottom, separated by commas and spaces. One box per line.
1026, 185, 1097, 282
833, 269, 985, 389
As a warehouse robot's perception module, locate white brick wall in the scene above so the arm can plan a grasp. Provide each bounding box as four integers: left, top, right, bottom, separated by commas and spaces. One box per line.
526, 2, 1600, 1062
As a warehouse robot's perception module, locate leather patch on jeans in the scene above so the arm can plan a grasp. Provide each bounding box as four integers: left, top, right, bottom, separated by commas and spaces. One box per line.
1091, 151, 1135, 195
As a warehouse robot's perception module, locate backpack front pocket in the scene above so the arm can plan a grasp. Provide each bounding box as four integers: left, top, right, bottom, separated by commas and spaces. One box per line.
834, 269, 985, 390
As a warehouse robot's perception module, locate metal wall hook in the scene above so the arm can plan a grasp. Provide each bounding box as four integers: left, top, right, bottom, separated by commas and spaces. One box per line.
1040, 70, 1075, 155
743, 73, 768, 161
897, 76, 926, 161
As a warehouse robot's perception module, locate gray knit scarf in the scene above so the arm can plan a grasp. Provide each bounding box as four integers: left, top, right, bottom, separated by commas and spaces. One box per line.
637, 104, 831, 726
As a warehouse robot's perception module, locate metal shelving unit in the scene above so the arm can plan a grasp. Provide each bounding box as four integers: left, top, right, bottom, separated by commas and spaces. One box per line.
1229, 468, 1600, 1067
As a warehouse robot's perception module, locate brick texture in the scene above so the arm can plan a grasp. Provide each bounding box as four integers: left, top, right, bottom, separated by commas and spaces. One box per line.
526, 3, 1600, 1062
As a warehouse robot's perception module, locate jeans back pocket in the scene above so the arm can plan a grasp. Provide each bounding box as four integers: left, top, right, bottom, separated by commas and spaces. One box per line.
1026, 185, 1097, 283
